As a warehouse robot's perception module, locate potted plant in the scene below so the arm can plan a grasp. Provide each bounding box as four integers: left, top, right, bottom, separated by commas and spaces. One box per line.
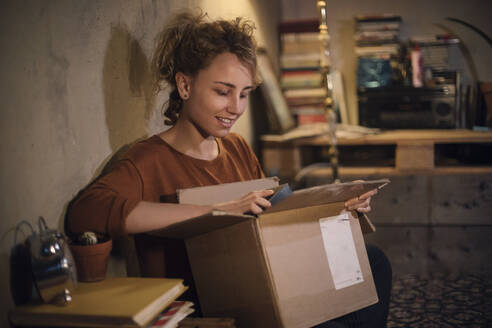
69, 232, 112, 282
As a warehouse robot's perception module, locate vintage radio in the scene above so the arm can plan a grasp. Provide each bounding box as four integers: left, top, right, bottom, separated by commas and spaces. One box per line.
358, 86, 458, 129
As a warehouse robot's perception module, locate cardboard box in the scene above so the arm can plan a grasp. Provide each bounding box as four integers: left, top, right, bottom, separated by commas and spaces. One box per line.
155, 178, 389, 328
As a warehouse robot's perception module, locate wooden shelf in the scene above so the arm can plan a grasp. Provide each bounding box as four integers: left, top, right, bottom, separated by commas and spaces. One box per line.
305, 166, 492, 177
293, 129, 492, 146
261, 129, 492, 178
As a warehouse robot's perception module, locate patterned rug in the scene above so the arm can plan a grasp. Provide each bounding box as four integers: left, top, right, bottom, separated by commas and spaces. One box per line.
387, 273, 492, 328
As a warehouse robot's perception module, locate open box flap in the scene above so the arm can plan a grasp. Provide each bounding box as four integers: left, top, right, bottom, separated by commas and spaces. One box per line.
265, 179, 390, 214
156, 178, 388, 239
151, 211, 254, 239
177, 177, 279, 205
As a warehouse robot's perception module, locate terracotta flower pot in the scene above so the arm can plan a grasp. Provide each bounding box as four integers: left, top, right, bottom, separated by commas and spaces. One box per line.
69, 238, 112, 282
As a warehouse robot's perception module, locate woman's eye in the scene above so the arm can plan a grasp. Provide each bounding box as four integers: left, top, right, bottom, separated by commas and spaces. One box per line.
240, 93, 249, 99
215, 89, 229, 96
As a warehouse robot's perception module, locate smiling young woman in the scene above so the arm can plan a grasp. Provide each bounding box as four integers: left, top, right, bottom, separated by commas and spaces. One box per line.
67, 10, 273, 312
67, 10, 391, 327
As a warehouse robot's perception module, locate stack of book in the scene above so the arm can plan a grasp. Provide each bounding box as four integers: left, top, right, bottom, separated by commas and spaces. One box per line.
278, 19, 328, 126
9, 277, 191, 328
354, 14, 402, 59
410, 34, 460, 71
149, 301, 194, 328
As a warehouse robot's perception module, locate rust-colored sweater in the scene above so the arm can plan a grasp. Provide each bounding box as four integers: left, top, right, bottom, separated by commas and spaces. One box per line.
68, 133, 264, 281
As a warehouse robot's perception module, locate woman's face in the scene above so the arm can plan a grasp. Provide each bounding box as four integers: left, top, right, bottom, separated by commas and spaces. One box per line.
179, 52, 254, 138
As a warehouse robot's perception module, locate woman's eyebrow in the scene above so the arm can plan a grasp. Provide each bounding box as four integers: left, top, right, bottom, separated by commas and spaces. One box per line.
213, 81, 253, 91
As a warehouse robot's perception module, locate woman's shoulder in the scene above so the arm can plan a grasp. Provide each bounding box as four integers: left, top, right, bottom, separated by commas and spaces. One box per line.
221, 132, 249, 149
220, 132, 257, 159
121, 135, 170, 163
220, 132, 263, 178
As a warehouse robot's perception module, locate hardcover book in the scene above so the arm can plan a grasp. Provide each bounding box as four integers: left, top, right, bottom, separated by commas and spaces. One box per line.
149, 301, 194, 328
9, 277, 187, 327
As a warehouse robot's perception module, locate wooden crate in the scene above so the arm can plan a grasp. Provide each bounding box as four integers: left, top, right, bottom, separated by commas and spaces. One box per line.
261, 129, 492, 178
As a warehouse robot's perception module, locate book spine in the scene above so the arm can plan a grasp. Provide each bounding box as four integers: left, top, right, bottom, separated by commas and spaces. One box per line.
281, 32, 322, 43
297, 114, 327, 125
355, 45, 399, 56
356, 22, 401, 31
290, 105, 325, 115
284, 87, 327, 98
285, 97, 327, 107
411, 46, 423, 87
278, 19, 320, 33
282, 41, 324, 54
355, 15, 402, 23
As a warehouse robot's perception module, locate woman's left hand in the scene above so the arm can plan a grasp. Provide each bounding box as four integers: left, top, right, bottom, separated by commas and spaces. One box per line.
344, 188, 378, 213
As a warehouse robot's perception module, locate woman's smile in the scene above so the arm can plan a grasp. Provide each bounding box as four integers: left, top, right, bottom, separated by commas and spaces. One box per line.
216, 116, 235, 128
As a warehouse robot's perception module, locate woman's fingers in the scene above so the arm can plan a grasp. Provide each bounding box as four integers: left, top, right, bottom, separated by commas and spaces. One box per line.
248, 203, 265, 215
242, 189, 273, 198
356, 205, 371, 213
258, 189, 275, 199
344, 197, 358, 209
344, 188, 378, 212
255, 195, 273, 209
246, 189, 273, 211
213, 189, 273, 215
359, 188, 378, 199
345, 197, 371, 211
344, 196, 368, 209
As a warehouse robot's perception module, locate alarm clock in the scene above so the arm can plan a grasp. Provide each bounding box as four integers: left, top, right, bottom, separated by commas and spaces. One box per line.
27, 217, 77, 305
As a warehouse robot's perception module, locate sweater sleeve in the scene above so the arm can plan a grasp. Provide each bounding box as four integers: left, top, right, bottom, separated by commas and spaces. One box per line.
67, 159, 143, 239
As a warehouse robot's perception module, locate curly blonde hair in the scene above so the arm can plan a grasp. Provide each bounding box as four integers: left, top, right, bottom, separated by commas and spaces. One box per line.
151, 10, 258, 125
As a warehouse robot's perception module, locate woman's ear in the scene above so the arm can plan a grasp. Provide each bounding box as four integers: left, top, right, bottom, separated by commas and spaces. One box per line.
175, 72, 192, 100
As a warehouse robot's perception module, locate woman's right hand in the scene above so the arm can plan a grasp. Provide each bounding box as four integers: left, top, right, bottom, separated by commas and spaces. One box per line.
213, 189, 274, 215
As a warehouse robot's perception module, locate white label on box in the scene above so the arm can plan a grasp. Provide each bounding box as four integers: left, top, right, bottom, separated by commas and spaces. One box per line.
319, 213, 363, 290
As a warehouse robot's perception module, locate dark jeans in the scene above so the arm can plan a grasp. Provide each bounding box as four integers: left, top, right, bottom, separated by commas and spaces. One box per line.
314, 244, 393, 328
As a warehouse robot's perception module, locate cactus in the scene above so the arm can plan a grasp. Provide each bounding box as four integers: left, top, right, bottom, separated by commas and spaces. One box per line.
78, 231, 98, 245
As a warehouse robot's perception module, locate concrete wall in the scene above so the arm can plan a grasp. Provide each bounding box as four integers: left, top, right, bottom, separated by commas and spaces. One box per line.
0, 0, 280, 324
281, 0, 492, 124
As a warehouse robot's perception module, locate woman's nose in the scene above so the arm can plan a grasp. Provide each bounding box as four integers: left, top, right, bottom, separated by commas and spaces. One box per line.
227, 96, 242, 114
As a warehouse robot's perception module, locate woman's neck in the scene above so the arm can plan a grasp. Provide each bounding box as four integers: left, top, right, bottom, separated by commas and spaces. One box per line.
160, 120, 219, 161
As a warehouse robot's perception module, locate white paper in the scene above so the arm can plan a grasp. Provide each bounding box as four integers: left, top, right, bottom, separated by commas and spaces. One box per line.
319, 213, 363, 290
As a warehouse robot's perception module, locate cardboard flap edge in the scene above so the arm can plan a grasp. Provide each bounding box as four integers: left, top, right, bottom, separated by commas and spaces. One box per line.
264, 178, 390, 214
151, 211, 255, 239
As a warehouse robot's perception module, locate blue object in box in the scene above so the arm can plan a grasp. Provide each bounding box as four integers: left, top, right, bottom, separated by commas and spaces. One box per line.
357, 57, 392, 88
268, 184, 292, 206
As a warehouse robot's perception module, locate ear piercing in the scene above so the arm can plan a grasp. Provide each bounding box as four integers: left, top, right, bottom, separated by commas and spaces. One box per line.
182, 93, 189, 100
